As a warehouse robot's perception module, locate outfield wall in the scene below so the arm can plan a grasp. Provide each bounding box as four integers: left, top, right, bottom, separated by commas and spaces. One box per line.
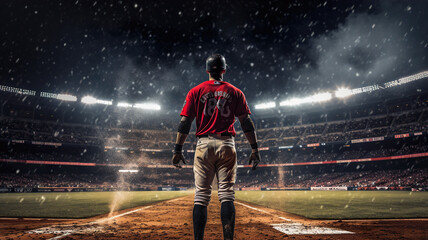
242, 186, 427, 191
1, 186, 427, 193
0, 186, 188, 193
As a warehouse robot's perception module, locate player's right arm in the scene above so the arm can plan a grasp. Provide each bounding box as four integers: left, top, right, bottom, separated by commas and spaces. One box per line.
238, 114, 261, 170
172, 116, 194, 168
173, 89, 196, 168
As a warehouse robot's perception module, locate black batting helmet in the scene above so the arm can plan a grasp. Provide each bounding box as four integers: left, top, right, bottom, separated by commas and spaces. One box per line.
206, 54, 227, 73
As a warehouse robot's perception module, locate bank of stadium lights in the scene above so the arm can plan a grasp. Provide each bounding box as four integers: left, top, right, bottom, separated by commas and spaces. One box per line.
335, 71, 428, 98
40, 92, 77, 101
134, 103, 161, 110
81, 96, 112, 105
118, 169, 139, 173
0, 84, 36, 96
57, 94, 77, 102
280, 92, 332, 106
335, 88, 353, 98
117, 102, 133, 108
385, 71, 428, 88
117, 102, 161, 110
255, 102, 276, 109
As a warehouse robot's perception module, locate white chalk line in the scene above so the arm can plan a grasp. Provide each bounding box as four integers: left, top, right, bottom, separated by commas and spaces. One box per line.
96, 205, 152, 224
48, 232, 72, 240
235, 202, 292, 221
236, 201, 354, 235
166, 197, 182, 203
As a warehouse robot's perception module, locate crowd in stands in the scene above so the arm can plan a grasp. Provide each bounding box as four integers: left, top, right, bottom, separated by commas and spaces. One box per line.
1, 136, 427, 166
0, 170, 194, 189
0, 173, 114, 188
235, 142, 428, 165
235, 168, 428, 189
3, 167, 426, 190
1, 96, 428, 151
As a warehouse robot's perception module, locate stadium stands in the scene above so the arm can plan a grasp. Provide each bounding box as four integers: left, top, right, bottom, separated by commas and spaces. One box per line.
0, 91, 427, 190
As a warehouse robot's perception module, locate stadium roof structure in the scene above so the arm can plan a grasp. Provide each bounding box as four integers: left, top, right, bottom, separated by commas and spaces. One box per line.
254, 71, 428, 110
0, 71, 427, 113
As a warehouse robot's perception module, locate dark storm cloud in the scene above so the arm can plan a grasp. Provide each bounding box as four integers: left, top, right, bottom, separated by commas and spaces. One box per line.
289, 0, 428, 93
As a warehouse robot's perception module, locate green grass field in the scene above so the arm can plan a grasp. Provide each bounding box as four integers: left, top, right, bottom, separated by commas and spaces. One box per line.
0, 191, 191, 218
1, 191, 427, 220
235, 191, 428, 219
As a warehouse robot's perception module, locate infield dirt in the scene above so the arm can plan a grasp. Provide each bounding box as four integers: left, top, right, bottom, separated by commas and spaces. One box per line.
0, 194, 427, 239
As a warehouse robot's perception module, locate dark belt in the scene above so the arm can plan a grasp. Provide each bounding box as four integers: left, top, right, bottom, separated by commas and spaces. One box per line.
197, 133, 232, 138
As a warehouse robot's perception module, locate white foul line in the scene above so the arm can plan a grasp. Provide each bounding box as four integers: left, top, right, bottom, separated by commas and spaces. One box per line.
48, 232, 72, 240
95, 205, 152, 224
236, 202, 292, 221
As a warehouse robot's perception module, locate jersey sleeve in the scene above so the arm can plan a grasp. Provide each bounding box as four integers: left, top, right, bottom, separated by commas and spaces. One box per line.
180, 89, 196, 118
234, 90, 251, 117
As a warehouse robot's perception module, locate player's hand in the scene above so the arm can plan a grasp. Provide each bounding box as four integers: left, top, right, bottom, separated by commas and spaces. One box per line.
249, 151, 261, 170
172, 152, 186, 168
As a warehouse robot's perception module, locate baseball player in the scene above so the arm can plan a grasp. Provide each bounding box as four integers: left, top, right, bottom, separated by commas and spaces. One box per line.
172, 54, 261, 240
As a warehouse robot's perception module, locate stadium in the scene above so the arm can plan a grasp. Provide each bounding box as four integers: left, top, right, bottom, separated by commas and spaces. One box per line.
1, 70, 427, 239
1, 1, 428, 239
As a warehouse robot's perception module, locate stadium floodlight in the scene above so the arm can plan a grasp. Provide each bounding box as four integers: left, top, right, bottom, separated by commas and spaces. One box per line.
280, 98, 301, 106
280, 98, 299, 106
311, 92, 332, 102
255, 102, 276, 109
96, 99, 113, 105
280, 92, 332, 106
133, 103, 161, 110
118, 169, 139, 173
335, 88, 353, 98
81, 96, 97, 104
81, 96, 112, 105
384, 71, 428, 88
117, 102, 133, 108
57, 94, 77, 102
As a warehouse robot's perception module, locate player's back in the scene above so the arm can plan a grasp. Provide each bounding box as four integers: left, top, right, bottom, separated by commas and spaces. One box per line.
181, 80, 250, 137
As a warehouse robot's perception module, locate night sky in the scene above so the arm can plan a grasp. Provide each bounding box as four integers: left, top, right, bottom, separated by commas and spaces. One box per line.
1, 0, 427, 109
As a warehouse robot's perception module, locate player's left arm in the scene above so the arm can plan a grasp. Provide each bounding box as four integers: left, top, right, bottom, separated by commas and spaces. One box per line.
172, 116, 194, 168
238, 114, 261, 170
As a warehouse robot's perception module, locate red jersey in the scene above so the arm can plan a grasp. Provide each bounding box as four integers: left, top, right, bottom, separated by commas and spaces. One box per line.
181, 80, 251, 137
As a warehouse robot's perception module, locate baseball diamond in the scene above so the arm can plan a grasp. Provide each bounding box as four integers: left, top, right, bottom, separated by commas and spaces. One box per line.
1, 0, 428, 239
0, 193, 427, 239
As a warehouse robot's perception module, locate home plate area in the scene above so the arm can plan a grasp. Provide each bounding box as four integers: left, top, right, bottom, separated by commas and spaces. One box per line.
235, 201, 354, 236
271, 223, 353, 235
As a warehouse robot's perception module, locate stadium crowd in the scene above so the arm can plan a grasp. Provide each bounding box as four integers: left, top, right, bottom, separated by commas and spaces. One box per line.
235, 168, 428, 189
0, 94, 427, 151
1, 92, 428, 193
0, 169, 194, 189
2, 167, 426, 190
